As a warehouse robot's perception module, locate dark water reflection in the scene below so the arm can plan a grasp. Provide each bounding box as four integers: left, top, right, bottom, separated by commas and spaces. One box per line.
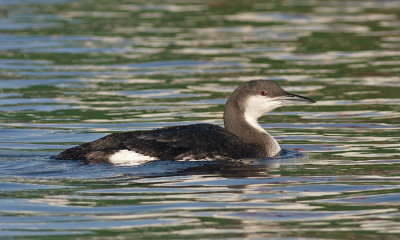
1, 0, 400, 239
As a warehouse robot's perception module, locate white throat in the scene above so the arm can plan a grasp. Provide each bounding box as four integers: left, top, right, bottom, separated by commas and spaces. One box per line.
243, 95, 282, 133
243, 95, 282, 157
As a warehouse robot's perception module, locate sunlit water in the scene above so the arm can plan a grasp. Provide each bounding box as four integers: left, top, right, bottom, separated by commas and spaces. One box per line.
1, 0, 400, 239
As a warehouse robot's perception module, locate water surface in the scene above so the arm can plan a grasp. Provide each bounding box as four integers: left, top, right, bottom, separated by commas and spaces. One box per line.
1, 0, 400, 239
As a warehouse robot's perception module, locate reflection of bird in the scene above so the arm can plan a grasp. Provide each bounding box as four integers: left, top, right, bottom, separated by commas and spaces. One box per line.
53, 80, 315, 165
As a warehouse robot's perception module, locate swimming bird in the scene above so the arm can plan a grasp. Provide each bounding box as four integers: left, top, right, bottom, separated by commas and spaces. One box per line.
53, 80, 315, 165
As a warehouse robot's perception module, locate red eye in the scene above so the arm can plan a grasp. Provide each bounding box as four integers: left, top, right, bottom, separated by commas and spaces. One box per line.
260, 90, 267, 96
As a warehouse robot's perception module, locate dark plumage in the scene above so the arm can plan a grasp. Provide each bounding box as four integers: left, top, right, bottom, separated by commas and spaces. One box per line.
54, 80, 315, 164
54, 124, 258, 163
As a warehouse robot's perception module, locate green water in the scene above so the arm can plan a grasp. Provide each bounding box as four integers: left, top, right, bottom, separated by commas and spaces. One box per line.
1, 0, 400, 239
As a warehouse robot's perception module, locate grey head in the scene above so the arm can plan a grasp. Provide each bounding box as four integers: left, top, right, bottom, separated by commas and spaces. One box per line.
223, 79, 315, 157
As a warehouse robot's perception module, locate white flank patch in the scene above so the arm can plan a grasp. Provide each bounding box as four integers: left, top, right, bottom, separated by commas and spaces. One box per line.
109, 150, 158, 166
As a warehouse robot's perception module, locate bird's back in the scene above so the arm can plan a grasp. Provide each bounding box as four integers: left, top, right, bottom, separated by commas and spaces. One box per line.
53, 124, 259, 163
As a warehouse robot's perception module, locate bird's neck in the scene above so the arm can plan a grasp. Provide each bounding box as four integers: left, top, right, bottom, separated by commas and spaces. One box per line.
223, 98, 281, 157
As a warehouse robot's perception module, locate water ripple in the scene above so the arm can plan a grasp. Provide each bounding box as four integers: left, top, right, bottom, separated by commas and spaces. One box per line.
1, 0, 400, 239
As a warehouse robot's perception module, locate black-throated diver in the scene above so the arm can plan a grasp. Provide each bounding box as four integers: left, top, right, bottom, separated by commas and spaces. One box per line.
53, 80, 315, 165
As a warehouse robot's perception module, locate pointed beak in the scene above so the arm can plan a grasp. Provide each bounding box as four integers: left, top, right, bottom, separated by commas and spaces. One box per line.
278, 93, 316, 105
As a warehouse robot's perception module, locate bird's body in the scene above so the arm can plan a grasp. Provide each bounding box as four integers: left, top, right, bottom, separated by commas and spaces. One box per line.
53, 80, 315, 165
55, 124, 259, 165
